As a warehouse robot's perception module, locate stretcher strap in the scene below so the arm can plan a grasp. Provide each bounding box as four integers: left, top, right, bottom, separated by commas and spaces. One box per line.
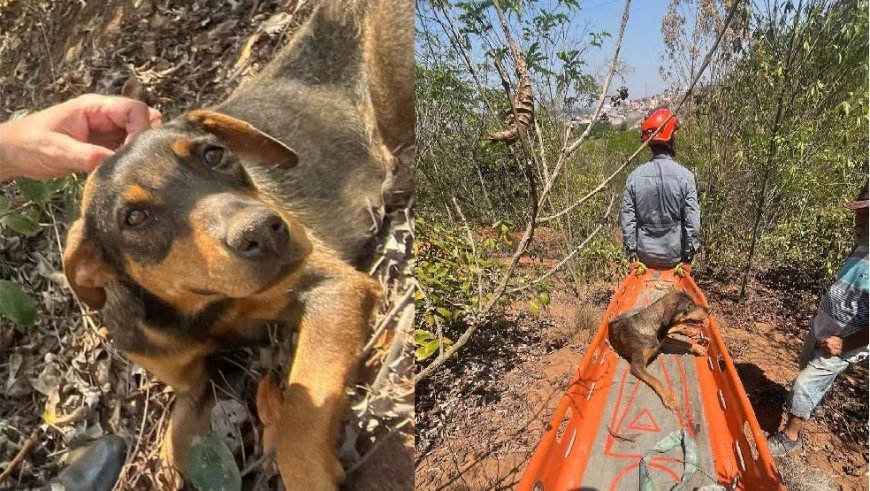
639, 429, 698, 491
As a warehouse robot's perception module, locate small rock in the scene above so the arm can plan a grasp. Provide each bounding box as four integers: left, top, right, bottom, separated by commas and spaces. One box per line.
58, 435, 127, 491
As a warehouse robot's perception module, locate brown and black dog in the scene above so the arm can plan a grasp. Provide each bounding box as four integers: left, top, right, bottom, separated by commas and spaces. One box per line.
608, 291, 709, 412
61, 0, 413, 488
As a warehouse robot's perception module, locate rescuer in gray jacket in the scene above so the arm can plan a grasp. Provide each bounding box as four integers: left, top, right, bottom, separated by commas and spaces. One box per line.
621, 106, 700, 271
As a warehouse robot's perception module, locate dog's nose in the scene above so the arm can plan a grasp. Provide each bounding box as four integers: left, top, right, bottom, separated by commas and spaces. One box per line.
225, 208, 290, 259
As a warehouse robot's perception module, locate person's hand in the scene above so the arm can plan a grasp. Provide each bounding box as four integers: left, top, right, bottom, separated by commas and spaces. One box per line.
629, 259, 647, 276
819, 336, 844, 357
674, 262, 691, 277
0, 94, 161, 181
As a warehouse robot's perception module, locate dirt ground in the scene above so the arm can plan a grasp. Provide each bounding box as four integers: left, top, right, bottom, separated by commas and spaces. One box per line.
0, 0, 413, 489
415, 256, 868, 491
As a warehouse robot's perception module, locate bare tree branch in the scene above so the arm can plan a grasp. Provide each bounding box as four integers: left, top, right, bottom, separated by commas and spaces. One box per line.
452, 197, 485, 309
417, 0, 743, 384
541, 0, 744, 223
487, 0, 534, 145
535, 0, 632, 210
509, 194, 616, 294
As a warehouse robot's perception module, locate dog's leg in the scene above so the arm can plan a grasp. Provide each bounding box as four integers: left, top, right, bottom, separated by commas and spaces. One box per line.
274, 269, 380, 490
663, 336, 707, 357
630, 349, 679, 412
667, 323, 703, 338
127, 352, 212, 484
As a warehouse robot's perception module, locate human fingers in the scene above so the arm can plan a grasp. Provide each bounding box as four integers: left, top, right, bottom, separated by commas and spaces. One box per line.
52, 133, 114, 174
71, 95, 161, 145
149, 107, 163, 127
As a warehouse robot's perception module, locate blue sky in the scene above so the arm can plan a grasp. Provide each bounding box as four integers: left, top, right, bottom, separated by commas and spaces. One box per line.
579, 0, 672, 98
416, 0, 678, 99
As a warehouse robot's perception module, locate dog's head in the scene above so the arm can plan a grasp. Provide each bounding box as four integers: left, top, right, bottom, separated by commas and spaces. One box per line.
63, 110, 312, 311
662, 291, 709, 329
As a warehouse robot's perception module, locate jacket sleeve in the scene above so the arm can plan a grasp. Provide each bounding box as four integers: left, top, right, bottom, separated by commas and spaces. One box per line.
683, 174, 701, 261
620, 178, 637, 259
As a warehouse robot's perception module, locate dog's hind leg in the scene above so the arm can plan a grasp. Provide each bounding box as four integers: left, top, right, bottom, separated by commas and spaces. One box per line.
629, 349, 679, 413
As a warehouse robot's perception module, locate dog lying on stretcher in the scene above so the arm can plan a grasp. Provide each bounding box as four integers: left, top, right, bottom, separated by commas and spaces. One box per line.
61, 0, 413, 488
608, 291, 710, 412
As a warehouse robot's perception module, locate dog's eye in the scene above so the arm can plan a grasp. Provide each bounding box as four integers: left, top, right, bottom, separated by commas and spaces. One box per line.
125, 209, 150, 227
202, 146, 225, 167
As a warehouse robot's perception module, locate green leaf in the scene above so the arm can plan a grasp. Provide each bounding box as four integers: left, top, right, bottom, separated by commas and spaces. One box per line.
0, 280, 37, 327
415, 346, 433, 361
415, 329, 435, 344
529, 299, 540, 316
64, 187, 81, 223
188, 436, 242, 491
539, 291, 550, 306
14, 177, 51, 206
0, 196, 9, 215
416, 340, 440, 361
2, 213, 41, 236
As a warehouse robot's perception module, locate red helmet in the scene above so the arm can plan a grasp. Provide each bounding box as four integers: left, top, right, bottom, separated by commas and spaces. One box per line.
641, 107, 681, 144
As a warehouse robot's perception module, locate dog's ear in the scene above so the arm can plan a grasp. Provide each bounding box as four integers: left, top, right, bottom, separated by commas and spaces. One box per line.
63, 220, 115, 310
660, 300, 678, 329
185, 110, 298, 169
660, 293, 689, 328
121, 76, 143, 100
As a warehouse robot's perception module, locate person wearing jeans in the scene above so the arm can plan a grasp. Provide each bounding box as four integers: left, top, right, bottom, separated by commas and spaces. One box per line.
767, 182, 869, 456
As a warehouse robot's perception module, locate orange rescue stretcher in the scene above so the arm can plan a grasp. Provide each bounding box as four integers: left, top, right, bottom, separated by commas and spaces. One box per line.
518, 268, 785, 490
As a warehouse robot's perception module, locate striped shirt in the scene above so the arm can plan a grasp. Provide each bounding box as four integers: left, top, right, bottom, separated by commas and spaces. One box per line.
813, 245, 870, 340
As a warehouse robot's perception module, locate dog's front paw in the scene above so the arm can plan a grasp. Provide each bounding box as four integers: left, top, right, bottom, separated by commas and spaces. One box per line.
278, 448, 344, 491
684, 327, 703, 338
662, 393, 680, 413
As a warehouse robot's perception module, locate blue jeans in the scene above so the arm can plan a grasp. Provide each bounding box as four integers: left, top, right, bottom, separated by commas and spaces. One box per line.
787, 329, 869, 419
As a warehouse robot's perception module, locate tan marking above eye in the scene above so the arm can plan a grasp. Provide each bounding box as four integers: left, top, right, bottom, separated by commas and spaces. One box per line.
121, 185, 156, 204
80, 177, 98, 212
171, 138, 194, 158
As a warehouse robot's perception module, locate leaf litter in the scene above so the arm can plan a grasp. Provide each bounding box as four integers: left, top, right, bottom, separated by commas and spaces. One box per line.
0, 0, 414, 488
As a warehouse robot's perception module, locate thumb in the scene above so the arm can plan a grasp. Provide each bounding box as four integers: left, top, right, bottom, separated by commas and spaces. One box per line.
54, 134, 114, 173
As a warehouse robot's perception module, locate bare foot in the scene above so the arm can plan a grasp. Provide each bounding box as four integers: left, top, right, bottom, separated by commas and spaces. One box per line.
690, 344, 707, 357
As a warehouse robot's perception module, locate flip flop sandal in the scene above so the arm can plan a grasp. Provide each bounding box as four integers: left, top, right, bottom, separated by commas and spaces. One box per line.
767, 431, 802, 457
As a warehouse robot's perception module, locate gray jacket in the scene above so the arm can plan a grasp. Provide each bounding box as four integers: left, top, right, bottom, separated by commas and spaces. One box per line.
620, 153, 701, 268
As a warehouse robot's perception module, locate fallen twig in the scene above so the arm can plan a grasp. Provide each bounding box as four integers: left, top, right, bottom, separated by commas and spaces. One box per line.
0, 432, 39, 483
606, 424, 637, 443
362, 284, 415, 358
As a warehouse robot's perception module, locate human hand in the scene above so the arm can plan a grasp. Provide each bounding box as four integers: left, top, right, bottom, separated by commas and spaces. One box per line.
674, 262, 691, 277
0, 94, 161, 181
819, 336, 844, 357
629, 259, 647, 276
